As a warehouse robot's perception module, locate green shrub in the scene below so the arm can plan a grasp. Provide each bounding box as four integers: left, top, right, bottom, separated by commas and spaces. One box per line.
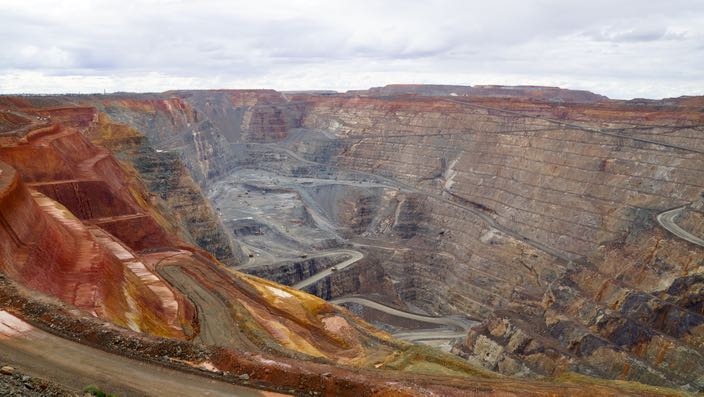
83, 384, 116, 397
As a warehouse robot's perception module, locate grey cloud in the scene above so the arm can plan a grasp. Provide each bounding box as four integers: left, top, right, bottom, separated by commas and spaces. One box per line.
585, 26, 687, 43
0, 0, 702, 98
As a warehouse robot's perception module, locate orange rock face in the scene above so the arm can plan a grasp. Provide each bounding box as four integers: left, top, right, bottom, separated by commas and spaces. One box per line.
0, 168, 186, 334
0, 109, 193, 338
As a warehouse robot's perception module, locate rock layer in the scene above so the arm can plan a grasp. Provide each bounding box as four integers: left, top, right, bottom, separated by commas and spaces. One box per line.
1, 96, 570, 397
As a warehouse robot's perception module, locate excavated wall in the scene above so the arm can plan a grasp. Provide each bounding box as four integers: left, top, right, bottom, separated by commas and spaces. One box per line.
5, 90, 704, 390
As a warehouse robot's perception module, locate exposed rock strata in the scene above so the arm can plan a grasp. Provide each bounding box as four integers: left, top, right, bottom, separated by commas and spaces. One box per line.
1, 99, 570, 396
0, 101, 242, 266
2, 88, 703, 392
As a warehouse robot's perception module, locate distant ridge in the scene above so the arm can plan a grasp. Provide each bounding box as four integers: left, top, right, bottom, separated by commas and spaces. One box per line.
347, 84, 609, 103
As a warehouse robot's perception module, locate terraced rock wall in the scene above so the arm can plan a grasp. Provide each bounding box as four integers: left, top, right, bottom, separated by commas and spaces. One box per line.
294, 95, 704, 389
100, 90, 304, 183
87, 112, 243, 265
0, 99, 242, 266
0, 157, 191, 338
5, 90, 703, 390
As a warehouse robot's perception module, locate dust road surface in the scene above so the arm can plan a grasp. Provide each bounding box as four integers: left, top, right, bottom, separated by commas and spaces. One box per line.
392, 330, 469, 342
292, 250, 364, 290
329, 296, 475, 330
0, 311, 285, 397
657, 206, 704, 247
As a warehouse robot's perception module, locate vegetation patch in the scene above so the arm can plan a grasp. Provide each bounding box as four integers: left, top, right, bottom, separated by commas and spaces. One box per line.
83, 384, 117, 397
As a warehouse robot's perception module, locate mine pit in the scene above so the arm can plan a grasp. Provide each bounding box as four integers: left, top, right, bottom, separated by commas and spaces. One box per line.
1, 87, 704, 395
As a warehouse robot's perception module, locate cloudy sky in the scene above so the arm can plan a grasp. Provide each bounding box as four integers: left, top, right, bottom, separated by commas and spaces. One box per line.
0, 0, 702, 98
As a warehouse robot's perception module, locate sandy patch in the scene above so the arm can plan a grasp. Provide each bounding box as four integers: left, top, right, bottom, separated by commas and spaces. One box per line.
266, 285, 293, 299
255, 356, 292, 369
0, 311, 33, 339
322, 316, 353, 334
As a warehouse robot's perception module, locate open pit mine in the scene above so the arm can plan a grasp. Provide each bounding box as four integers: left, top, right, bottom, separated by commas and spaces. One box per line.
0, 85, 703, 396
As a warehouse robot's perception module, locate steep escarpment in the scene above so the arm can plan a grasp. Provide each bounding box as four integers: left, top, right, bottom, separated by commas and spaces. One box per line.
102, 89, 704, 390
0, 155, 192, 338
0, 120, 183, 250
301, 95, 703, 256
0, 99, 242, 266
0, 98, 589, 397
299, 97, 700, 287
86, 112, 243, 265
291, 94, 704, 389
98, 90, 305, 183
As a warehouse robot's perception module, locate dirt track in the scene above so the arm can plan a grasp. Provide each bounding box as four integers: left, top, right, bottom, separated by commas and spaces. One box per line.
261, 144, 578, 262
0, 311, 284, 397
330, 296, 476, 346
292, 250, 364, 289
329, 296, 474, 330
657, 206, 704, 247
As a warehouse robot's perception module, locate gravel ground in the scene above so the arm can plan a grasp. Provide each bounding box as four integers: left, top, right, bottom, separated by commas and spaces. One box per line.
0, 364, 79, 397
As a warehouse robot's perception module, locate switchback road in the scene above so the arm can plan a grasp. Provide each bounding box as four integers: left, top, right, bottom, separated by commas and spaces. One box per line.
657, 206, 704, 247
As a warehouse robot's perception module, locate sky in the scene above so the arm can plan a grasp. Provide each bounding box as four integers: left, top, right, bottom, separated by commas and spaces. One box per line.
0, 0, 702, 99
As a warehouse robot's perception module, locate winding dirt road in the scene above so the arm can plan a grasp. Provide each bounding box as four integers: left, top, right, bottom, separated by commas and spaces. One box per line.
329, 296, 475, 331
657, 206, 704, 247
329, 296, 476, 343
263, 247, 474, 344
0, 311, 283, 397
259, 143, 578, 262
292, 250, 364, 290
225, 155, 479, 344
392, 330, 469, 342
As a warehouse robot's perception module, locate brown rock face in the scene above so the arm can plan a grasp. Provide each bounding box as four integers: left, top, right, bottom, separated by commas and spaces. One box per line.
3, 101, 244, 266
292, 94, 704, 390
0, 97, 532, 396
88, 88, 704, 391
